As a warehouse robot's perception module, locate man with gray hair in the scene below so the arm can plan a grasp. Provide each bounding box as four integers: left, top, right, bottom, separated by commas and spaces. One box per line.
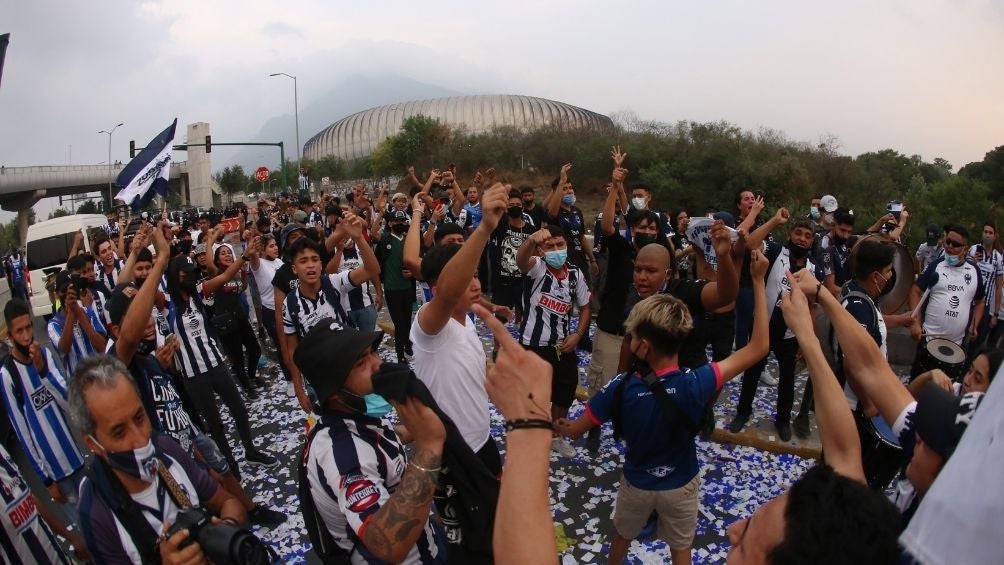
70, 354, 245, 564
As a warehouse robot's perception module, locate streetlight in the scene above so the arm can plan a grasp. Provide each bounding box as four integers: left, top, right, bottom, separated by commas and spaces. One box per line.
98, 122, 124, 208
269, 72, 300, 164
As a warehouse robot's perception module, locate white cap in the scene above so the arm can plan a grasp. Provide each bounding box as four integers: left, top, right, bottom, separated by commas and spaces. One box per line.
820, 195, 838, 213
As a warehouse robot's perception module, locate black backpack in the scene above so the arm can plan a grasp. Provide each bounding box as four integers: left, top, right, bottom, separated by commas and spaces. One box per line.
610, 367, 702, 441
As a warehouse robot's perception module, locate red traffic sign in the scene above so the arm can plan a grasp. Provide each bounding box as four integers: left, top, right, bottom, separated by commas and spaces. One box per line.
255, 166, 270, 182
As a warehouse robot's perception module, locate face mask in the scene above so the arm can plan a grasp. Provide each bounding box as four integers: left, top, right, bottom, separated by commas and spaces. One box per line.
561, 194, 576, 206
391, 223, 408, 235
94, 437, 159, 483
983, 237, 994, 248
508, 206, 523, 219
633, 233, 657, 248
631, 197, 647, 210
786, 241, 810, 260
522, 199, 534, 207
544, 249, 568, 269
136, 338, 157, 357
342, 388, 393, 418
13, 340, 31, 358
180, 272, 198, 292
926, 237, 938, 246
945, 254, 962, 267
809, 207, 821, 219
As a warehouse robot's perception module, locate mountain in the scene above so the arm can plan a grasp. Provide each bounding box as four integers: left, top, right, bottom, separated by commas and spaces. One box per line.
227, 74, 463, 171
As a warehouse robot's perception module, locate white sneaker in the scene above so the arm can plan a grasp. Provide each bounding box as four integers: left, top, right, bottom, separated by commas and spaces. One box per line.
760, 372, 779, 386
285, 382, 295, 397
551, 437, 576, 458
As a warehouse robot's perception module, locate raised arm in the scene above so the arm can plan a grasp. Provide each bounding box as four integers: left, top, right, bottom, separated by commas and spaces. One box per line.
417, 184, 507, 335
780, 279, 866, 481
517, 229, 549, 274
745, 207, 789, 251
341, 214, 381, 286
116, 224, 170, 365
201, 253, 247, 295
717, 249, 770, 381
544, 164, 571, 220
699, 220, 740, 310
736, 195, 765, 236
404, 195, 427, 278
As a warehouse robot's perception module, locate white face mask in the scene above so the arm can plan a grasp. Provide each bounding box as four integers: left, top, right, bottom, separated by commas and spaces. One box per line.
631, 197, 648, 210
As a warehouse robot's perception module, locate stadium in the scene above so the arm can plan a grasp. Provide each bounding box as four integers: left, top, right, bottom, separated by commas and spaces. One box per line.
303, 94, 613, 162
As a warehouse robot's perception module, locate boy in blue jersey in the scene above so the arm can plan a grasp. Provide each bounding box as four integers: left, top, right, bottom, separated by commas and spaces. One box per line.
556, 250, 771, 565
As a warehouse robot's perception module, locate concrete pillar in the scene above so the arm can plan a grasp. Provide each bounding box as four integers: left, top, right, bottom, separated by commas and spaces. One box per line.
17, 209, 29, 247
185, 123, 220, 208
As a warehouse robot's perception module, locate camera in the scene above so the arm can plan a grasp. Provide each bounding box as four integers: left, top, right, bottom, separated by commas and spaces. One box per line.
166, 507, 274, 565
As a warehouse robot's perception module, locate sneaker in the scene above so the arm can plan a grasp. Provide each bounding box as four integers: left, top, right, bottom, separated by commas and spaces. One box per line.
246, 449, 280, 469
728, 413, 750, 434
248, 504, 287, 528
776, 421, 792, 442
551, 437, 576, 458
793, 412, 811, 439
760, 372, 779, 386
285, 381, 295, 397
404, 344, 414, 357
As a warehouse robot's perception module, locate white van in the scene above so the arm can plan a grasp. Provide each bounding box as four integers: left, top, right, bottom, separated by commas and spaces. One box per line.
24, 214, 108, 318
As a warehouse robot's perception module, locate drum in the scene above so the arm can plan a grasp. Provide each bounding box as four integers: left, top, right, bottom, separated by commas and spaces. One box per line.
915, 338, 966, 379
848, 234, 915, 314
858, 414, 904, 489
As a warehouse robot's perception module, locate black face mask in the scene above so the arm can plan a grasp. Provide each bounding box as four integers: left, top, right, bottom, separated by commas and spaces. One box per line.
831, 234, 848, 247
634, 233, 657, 248
786, 241, 810, 260
508, 206, 523, 219
391, 223, 408, 235
13, 341, 31, 358
180, 272, 199, 293
135, 338, 157, 357
75, 277, 91, 290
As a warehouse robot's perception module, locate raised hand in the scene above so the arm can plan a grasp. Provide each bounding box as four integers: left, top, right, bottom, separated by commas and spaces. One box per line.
559, 163, 572, 184
479, 183, 509, 232
484, 167, 497, 186
342, 213, 364, 238
710, 220, 732, 258
473, 170, 484, 188
750, 195, 765, 219
531, 228, 552, 245
611, 145, 627, 167
779, 280, 814, 337
29, 342, 46, 374
411, 194, 426, 215
612, 167, 628, 185
774, 207, 790, 224
750, 248, 768, 279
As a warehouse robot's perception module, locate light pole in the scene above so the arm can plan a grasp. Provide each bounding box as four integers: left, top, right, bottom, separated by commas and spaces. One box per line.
99, 122, 124, 208
269, 72, 300, 165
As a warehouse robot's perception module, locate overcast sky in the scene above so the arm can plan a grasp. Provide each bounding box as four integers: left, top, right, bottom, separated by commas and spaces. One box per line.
2, 0, 1002, 210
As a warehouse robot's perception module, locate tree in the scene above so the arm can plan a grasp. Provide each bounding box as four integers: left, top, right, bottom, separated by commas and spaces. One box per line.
48, 208, 71, 219
214, 165, 248, 200
77, 200, 99, 214
960, 146, 1004, 201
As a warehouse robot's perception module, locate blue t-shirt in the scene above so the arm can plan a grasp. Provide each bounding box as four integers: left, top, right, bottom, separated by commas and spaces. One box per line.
587, 363, 721, 490
463, 202, 483, 230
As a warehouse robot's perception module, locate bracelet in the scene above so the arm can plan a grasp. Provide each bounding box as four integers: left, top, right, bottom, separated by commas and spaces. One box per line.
814, 282, 823, 304
504, 418, 554, 432
408, 460, 443, 474
220, 517, 240, 526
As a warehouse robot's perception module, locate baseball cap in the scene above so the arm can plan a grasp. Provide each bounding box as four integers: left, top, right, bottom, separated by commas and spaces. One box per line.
434, 222, 465, 243
105, 283, 138, 326
292, 210, 309, 223
169, 255, 199, 274
912, 382, 984, 461
712, 211, 736, 229
54, 271, 73, 293
391, 210, 408, 222
293, 320, 384, 403
391, 192, 408, 202
280, 223, 307, 250
926, 223, 942, 240
194, 243, 207, 256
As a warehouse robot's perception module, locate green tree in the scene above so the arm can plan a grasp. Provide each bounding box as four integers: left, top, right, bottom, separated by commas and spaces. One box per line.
48, 208, 71, 219
960, 146, 1004, 201
214, 165, 248, 200
77, 200, 99, 214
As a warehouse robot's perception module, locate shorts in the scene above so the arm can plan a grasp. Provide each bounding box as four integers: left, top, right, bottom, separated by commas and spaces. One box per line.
613, 473, 700, 550
492, 281, 523, 311
527, 345, 579, 409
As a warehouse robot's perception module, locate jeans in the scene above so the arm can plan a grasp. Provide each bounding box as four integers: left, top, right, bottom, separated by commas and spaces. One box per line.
55, 465, 85, 527
193, 429, 229, 474
261, 306, 292, 382
349, 304, 378, 332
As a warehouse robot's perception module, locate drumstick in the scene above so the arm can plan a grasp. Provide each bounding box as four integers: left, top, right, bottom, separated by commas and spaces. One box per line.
920, 332, 951, 338
911, 288, 931, 319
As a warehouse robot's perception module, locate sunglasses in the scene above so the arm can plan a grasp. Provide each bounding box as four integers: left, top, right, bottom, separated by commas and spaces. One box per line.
944, 239, 966, 249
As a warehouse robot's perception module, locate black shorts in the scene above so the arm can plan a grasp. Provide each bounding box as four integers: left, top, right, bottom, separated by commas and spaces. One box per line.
492, 281, 523, 310
527, 344, 579, 409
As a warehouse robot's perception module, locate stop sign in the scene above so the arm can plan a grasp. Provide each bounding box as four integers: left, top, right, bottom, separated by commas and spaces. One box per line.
255, 166, 270, 182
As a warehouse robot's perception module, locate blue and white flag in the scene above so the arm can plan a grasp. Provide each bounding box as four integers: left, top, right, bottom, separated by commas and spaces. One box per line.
114, 119, 177, 211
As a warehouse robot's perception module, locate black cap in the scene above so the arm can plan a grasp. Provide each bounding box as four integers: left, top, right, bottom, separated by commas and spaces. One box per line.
54, 271, 73, 293
169, 255, 199, 274
293, 320, 384, 402
926, 223, 942, 239
280, 223, 307, 250
712, 211, 736, 229
912, 383, 984, 460
434, 222, 464, 242
105, 283, 138, 326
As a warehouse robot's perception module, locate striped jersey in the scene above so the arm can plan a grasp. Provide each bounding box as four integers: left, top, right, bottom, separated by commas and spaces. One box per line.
95, 258, 124, 290
519, 258, 591, 347
0, 443, 70, 565
169, 283, 228, 377
307, 411, 448, 564
0, 350, 84, 483
968, 245, 1003, 310
89, 284, 111, 325
46, 305, 107, 376
283, 271, 357, 337
338, 245, 374, 311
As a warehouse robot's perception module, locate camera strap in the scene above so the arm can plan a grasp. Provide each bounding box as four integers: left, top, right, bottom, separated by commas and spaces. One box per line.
157, 459, 193, 509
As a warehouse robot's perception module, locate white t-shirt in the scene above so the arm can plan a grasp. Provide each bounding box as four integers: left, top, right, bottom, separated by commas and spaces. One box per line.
410, 306, 490, 451
251, 257, 283, 310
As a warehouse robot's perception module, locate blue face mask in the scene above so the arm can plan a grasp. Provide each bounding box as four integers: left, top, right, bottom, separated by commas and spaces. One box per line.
363, 393, 393, 418
561, 194, 576, 206
809, 207, 821, 219
945, 254, 961, 267
544, 249, 568, 269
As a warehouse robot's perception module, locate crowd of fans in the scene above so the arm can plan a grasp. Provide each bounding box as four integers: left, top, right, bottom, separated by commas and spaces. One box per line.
0, 145, 999, 564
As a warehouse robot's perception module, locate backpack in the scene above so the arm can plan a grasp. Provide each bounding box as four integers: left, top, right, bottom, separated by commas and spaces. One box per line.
285, 276, 356, 336
609, 367, 702, 441
299, 423, 353, 565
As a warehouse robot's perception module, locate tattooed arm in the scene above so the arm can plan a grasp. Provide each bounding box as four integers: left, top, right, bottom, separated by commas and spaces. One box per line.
360, 399, 445, 562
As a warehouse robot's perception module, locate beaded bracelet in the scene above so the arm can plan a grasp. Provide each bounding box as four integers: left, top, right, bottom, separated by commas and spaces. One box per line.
505, 418, 554, 432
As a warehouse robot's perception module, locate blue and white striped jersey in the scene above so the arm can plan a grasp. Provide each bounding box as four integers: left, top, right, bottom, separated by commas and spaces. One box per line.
47, 305, 107, 376
307, 411, 448, 564
338, 245, 374, 312
0, 443, 70, 564
0, 350, 84, 483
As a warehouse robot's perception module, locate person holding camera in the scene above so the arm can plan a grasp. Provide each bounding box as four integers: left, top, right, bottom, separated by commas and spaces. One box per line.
297, 322, 448, 564
69, 355, 247, 564
47, 268, 108, 376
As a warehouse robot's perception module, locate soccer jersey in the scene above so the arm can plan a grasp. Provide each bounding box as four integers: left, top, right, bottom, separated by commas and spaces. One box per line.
916, 257, 985, 345
95, 259, 124, 290
0, 443, 70, 565
307, 410, 448, 564
519, 258, 591, 347
0, 351, 84, 484
47, 305, 107, 376
283, 271, 358, 337
968, 245, 1003, 310
338, 245, 374, 311
763, 240, 824, 339
916, 242, 943, 272
170, 284, 229, 377
587, 363, 722, 490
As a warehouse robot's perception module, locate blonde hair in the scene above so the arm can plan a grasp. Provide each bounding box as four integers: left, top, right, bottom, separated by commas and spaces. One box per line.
624, 294, 693, 356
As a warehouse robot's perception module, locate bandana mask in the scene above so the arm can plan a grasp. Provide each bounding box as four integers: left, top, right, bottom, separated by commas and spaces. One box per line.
93, 436, 159, 483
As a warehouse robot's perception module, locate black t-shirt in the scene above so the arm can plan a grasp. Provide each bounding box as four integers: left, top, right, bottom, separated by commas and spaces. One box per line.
492, 219, 536, 284
547, 206, 588, 269
596, 232, 637, 334
663, 279, 709, 368
524, 204, 546, 230
213, 279, 247, 319
271, 262, 298, 296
